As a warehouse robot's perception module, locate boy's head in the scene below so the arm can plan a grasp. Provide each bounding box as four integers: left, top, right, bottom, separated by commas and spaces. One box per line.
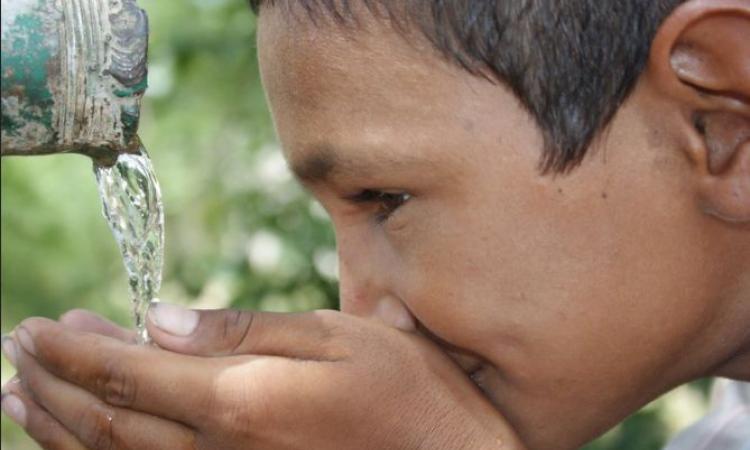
253, 1, 750, 448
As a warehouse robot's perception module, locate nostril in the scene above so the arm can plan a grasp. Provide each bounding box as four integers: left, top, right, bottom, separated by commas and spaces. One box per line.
373, 297, 416, 331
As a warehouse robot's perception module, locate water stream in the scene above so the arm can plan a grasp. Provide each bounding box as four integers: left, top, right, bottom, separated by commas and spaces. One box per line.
94, 147, 164, 344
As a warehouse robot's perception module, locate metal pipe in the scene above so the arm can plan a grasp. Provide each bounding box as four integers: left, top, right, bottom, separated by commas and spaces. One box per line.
1, 0, 148, 166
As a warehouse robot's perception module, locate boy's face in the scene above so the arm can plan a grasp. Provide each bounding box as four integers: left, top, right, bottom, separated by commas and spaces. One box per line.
257, 9, 741, 448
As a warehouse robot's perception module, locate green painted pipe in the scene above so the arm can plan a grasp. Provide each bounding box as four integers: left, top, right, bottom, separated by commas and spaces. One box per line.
1, 0, 148, 165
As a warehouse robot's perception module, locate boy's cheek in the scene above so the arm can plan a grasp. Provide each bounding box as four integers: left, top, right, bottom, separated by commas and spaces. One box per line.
390, 192, 705, 380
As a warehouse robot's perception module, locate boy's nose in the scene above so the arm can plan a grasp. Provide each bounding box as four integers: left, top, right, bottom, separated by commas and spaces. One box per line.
338, 254, 416, 332
369, 295, 416, 331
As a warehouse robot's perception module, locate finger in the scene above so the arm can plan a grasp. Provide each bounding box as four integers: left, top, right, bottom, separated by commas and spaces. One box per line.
147, 302, 347, 359
2, 332, 18, 367
59, 309, 136, 343
15, 341, 197, 450
15, 317, 216, 426
2, 376, 87, 450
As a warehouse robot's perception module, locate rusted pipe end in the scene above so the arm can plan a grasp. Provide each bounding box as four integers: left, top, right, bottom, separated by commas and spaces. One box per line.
1, 0, 149, 159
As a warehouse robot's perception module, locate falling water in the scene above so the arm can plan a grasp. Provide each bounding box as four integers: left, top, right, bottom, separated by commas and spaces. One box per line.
94, 146, 164, 344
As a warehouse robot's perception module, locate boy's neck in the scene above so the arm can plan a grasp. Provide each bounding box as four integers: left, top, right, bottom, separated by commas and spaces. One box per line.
712, 282, 750, 381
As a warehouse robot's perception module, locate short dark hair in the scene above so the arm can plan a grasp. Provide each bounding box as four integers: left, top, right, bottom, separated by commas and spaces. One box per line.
250, 0, 684, 173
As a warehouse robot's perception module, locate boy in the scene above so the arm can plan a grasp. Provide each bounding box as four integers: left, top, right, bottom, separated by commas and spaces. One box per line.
1, 0, 748, 448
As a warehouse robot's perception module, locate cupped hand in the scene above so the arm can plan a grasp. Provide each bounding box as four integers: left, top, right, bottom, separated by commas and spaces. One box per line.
2, 305, 523, 450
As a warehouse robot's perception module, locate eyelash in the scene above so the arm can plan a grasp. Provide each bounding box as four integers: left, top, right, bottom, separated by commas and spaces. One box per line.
349, 189, 412, 223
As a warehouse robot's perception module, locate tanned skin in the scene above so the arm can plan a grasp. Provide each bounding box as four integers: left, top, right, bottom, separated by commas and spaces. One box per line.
1, 1, 748, 449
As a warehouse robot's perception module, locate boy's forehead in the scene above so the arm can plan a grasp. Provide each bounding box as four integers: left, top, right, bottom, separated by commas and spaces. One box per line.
257, 7, 539, 183
257, 11, 507, 140
257, 7, 464, 98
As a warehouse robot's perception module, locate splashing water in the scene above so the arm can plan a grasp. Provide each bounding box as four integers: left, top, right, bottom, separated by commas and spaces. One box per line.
94, 147, 164, 344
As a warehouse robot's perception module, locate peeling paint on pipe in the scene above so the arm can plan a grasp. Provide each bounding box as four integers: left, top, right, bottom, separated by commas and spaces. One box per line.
1, 0, 148, 166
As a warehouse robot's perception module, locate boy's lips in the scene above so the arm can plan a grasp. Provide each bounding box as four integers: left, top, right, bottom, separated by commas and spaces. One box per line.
446, 350, 486, 377
414, 321, 486, 377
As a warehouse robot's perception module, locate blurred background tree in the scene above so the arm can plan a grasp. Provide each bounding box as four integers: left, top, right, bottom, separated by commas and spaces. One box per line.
1, 0, 711, 448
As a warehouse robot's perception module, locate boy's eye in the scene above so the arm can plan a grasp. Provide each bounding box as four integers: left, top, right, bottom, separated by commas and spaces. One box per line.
349, 189, 412, 223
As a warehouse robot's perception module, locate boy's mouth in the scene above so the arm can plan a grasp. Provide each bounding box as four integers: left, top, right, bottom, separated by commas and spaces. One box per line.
447, 351, 485, 377
414, 321, 488, 381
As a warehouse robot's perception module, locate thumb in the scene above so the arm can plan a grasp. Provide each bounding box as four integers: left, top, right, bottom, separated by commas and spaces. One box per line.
146, 302, 345, 360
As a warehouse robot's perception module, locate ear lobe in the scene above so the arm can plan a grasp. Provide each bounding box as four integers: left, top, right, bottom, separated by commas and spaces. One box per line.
648, 0, 750, 224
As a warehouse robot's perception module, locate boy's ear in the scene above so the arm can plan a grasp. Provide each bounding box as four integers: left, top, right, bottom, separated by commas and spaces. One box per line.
648, 0, 750, 223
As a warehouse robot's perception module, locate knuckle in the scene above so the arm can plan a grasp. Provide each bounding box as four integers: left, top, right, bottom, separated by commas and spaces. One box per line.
222, 403, 256, 438
28, 326, 63, 364
205, 379, 259, 438
97, 357, 138, 408
222, 310, 255, 354
314, 309, 345, 339
313, 310, 357, 359
75, 404, 115, 450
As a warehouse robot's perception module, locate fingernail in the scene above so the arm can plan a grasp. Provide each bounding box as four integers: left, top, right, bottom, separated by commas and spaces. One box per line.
148, 302, 199, 336
1, 393, 27, 427
1, 335, 17, 366
3, 376, 21, 389
16, 327, 36, 356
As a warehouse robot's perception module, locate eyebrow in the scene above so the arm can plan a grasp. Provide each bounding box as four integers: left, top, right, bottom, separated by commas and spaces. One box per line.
290, 146, 338, 183
289, 144, 425, 184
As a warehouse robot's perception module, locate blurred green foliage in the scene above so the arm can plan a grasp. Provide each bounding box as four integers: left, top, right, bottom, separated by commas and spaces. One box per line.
1, 0, 709, 448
